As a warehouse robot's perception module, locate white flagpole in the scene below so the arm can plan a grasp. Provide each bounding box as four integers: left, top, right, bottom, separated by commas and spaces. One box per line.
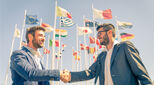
4, 24, 18, 85
76, 25, 78, 71
19, 10, 27, 49
115, 16, 121, 42
50, 0, 57, 85
92, 4, 98, 60
83, 16, 88, 69
46, 35, 50, 69
40, 18, 42, 26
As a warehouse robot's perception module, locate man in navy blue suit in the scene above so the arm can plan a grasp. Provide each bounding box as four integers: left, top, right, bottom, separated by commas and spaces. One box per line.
62, 23, 153, 85
10, 26, 70, 85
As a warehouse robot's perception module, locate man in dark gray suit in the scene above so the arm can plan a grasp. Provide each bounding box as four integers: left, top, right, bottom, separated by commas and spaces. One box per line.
10, 26, 70, 85
62, 23, 153, 85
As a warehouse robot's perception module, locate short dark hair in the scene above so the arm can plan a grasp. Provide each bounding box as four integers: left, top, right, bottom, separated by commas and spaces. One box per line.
26, 26, 45, 43
96, 23, 116, 37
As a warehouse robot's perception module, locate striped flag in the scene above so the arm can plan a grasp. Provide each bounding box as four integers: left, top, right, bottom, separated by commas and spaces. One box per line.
41, 23, 53, 32
117, 21, 133, 30
60, 17, 74, 27
93, 8, 112, 19
57, 6, 72, 19
55, 29, 68, 37
120, 33, 135, 41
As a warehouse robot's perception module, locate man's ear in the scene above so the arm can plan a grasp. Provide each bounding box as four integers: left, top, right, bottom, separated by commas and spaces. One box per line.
108, 30, 112, 36
28, 34, 33, 42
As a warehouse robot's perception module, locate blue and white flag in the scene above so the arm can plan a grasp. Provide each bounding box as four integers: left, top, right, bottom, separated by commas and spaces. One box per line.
60, 17, 74, 27
25, 15, 39, 25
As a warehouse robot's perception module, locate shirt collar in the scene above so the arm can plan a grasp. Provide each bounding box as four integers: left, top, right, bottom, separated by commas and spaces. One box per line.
104, 40, 119, 51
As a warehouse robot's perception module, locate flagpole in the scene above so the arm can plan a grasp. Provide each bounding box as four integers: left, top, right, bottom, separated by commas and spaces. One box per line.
19, 10, 27, 49
46, 35, 50, 69
40, 18, 42, 26
50, 0, 57, 85
115, 16, 121, 42
4, 24, 18, 85
76, 24, 79, 85
83, 16, 88, 69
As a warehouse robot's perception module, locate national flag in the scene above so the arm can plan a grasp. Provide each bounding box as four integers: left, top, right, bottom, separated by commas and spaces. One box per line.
80, 44, 89, 50
117, 21, 133, 30
93, 54, 97, 62
57, 6, 72, 19
55, 29, 68, 37
49, 39, 52, 47
84, 18, 99, 27
15, 28, 20, 38
55, 40, 59, 47
72, 49, 80, 60
93, 8, 112, 19
120, 33, 135, 41
89, 36, 100, 45
49, 39, 59, 47
43, 48, 50, 54
78, 26, 92, 35
41, 23, 53, 32
60, 17, 74, 27
25, 15, 39, 24
88, 47, 96, 54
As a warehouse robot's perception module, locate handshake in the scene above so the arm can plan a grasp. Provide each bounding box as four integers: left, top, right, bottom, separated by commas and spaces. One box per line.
60, 69, 71, 83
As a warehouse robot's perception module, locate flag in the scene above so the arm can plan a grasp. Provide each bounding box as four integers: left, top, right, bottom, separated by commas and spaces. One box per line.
117, 21, 133, 30
89, 36, 100, 45
93, 8, 112, 19
80, 44, 89, 50
120, 33, 135, 41
73, 50, 80, 60
57, 6, 72, 19
60, 17, 74, 27
88, 47, 96, 54
49, 39, 52, 47
49, 39, 59, 47
55, 29, 68, 37
15, 28, 20, 38
43, 48, 50, 54
41, 23, 53, 32
78, 26, 92, 35
55, 40, 59, 47
84, 18, 99, 27
25, 15, 39, 24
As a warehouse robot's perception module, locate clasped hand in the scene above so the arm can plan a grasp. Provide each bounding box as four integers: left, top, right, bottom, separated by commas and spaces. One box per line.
60, 69, 71, 83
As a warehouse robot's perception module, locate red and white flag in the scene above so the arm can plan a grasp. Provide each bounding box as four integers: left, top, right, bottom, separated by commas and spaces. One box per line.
93, 8, 112, 19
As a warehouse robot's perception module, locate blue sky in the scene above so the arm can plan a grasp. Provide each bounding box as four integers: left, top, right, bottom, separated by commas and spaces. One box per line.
0, 0, 154, 84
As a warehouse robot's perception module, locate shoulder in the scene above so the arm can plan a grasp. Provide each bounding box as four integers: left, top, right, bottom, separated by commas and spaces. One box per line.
119, 41, 139, 54
119, 41, 135, 48
97, 51, 106, 61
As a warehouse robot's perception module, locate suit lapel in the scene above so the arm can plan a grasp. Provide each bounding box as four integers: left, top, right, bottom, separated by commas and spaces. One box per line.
110, 44, 119, 67
27, 52, 38, 68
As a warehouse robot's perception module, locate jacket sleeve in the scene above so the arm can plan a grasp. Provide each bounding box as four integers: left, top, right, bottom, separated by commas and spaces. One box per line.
70, 52, 104, 83
123, 41, 153, 85
10, 50, 60, 81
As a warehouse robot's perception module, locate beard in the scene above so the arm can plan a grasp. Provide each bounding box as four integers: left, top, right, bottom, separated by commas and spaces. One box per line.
32, 38, 43, 48
100, 33, 109, 46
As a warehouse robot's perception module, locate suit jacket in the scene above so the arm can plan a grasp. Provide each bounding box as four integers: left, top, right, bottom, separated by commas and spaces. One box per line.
70, 41, 153, 85
10, 46, 60, 85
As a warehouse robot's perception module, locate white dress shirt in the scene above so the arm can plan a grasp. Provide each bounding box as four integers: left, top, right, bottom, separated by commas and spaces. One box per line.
104, 40, 119, 85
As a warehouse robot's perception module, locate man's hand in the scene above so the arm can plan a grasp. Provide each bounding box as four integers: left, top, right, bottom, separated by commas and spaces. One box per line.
60, 69, 71, 83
